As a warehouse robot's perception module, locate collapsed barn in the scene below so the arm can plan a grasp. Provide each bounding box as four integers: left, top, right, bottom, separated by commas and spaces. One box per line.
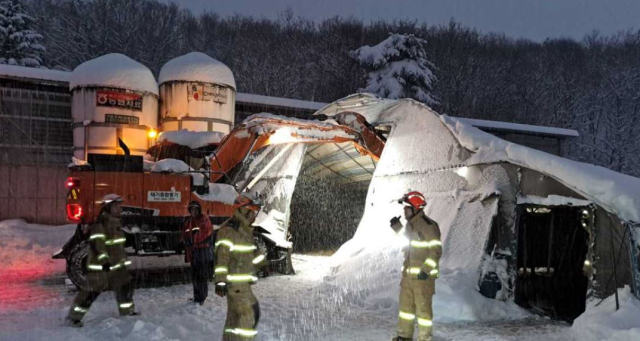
311, 94, 640, 321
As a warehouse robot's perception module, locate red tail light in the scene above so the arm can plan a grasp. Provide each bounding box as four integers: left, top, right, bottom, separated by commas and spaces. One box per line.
66, 177, 80, 189
67, 204, 83, 222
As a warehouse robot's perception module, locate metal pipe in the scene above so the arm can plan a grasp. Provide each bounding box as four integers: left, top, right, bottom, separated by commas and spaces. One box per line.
609, 214, 620, 310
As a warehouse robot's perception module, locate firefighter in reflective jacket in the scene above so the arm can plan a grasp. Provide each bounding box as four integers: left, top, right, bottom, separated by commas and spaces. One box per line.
65, 194, 136, 327
214, 193, 266, 341
390, 191, 442, 341
181, 201, 215, 305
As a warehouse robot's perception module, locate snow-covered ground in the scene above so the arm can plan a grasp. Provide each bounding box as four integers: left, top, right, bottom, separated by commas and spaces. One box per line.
1, 219, 637, 341
0, 219, 566, 341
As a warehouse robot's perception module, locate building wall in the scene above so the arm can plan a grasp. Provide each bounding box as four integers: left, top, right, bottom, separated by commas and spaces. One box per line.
0, 80, 72, 165
0, 164, 69, 225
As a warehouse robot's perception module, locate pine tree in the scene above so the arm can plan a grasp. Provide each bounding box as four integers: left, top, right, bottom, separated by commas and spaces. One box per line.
0, 0, 46, 67
351, 33, 437, 105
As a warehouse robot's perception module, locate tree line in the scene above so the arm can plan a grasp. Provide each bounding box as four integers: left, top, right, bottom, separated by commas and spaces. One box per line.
19, 0, 640, 177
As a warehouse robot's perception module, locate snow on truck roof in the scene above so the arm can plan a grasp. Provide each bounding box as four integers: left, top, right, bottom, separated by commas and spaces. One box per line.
70, 53, 159, 95
157, 130, 225, 149
158, 52, 236, 89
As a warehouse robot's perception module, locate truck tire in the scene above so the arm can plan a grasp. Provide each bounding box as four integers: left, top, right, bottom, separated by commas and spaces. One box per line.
66, 241, 90, 291
254, 235, 269, 278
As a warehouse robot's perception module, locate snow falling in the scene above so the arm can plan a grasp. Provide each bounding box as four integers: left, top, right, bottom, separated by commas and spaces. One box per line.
2, 1, 640, 340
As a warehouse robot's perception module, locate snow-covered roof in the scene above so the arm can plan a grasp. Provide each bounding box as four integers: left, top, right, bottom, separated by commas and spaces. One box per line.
457, 117, 579, 137
315, 93, 579, 138
158, 52, 236, 89
157, 130, 225, 149
236, 93, 326, 111
70, 54, 159, 95
0, 64, 70, 83
442, 115, 640, 222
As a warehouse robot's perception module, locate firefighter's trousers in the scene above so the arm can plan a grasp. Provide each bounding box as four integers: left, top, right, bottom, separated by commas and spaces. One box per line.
397, 278, 435, 341
67, 282, 135, 322
191, 260, 213, 303
223, 284, 260, 341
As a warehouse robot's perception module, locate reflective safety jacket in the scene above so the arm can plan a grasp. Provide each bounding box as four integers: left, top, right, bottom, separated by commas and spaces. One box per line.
180, 214, 214, 264
397, 212, 442, 280
214, 210, 266, 286
86, 211, 131, 290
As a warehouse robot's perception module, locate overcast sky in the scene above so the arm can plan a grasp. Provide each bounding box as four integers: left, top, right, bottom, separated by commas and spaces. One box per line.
171, 0, 639, 41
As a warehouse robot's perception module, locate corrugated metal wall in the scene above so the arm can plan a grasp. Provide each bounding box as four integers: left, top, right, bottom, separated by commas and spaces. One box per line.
0, 164, 69, 225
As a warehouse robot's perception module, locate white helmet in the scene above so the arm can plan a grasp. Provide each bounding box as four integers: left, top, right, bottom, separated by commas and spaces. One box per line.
102, 193, 123, 205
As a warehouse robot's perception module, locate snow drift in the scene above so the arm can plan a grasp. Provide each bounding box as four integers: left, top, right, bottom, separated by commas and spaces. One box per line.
572, 286, 640, 341
0, 219, 74, 274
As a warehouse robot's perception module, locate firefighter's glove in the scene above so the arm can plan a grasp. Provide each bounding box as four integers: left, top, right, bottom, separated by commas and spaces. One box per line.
215, 283, 227, 297
390, 216, 401, 227
102, 264, 111, 272
417, 271, 429, 281
390, 216, 402, 233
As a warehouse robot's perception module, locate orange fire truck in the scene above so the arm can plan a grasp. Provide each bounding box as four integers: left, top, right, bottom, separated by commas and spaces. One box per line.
53, 112, 385, 289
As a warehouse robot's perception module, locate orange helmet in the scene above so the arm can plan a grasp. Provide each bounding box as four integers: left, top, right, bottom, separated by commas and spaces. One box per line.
400, 191, 426, 210
234, 192, 264, 211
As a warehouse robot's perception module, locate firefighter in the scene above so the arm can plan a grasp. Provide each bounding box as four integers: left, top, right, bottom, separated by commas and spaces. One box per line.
214, 193, 266, 341
65, 193, 137, 327
390, 191, 442, 341
181, 200, 215, 305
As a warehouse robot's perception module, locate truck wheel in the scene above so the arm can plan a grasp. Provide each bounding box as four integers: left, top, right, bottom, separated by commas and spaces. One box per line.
66, 241, 90, 290
254, 235, 269, 278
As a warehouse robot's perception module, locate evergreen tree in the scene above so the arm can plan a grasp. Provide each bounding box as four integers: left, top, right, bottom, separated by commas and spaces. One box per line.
0, 0, 46, 67
351, 33, 437, 105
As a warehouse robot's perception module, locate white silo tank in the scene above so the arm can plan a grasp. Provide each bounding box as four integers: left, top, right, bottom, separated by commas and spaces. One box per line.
158, 52, 236, 134
70, 54, 159, 160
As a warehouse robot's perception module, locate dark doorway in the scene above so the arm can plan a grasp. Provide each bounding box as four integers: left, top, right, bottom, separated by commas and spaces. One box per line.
515, 205, 590, 321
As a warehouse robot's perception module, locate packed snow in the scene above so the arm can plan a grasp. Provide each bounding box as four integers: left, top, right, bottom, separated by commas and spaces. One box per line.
572, 286, 640, 341
157, 130, 225, 149
517, 195, 592, 207
194, 183, 238, 205
158, 52, 236, 89
69, 54, 159, 95
67, 157, 88, 168
150, 158, 205, 185
442, 115, 640, 222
